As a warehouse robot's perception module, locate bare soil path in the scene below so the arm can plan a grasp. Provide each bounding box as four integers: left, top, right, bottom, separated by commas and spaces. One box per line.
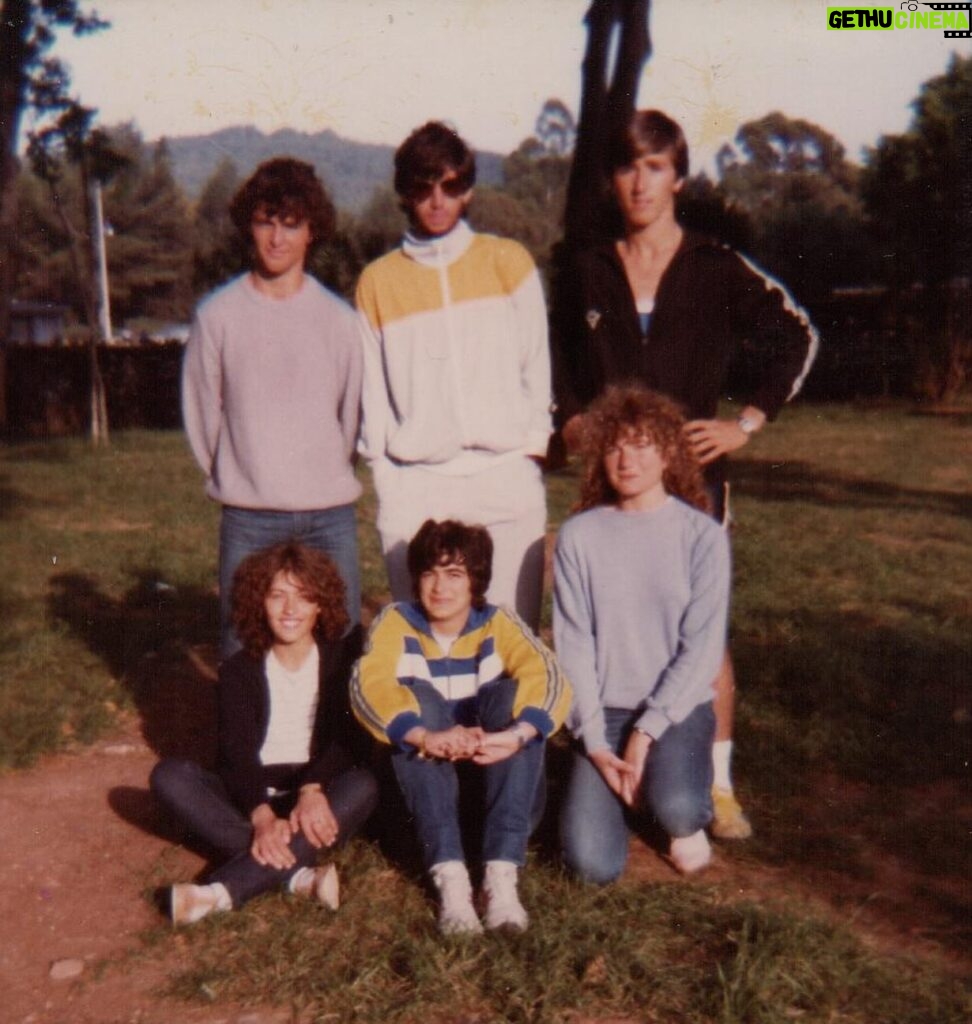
2, 706, 968, 1024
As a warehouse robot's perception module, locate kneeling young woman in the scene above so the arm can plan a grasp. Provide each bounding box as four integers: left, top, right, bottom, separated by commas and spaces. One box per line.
554, 386, 730, 881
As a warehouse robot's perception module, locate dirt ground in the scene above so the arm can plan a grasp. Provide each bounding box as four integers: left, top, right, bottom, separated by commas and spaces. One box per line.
2, 650, 969, 1024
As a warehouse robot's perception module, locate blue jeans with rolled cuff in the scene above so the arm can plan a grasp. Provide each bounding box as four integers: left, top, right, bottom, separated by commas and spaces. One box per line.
218, 503, 361, 659
560, 702, 715, 885
391, 678, 546, 869
150, 758, 377, 908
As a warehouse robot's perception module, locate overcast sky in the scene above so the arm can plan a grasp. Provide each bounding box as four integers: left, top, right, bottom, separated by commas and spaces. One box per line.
51, 0, 971, 169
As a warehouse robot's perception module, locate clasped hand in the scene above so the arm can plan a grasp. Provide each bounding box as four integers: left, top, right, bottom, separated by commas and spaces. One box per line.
249, 787, 339, 869
409, 724, 535, 766
589, 730, 652, 808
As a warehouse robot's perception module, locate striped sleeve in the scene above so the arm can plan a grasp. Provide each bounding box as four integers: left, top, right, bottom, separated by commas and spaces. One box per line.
350, 605, 425, 747
492, 609, 572, 738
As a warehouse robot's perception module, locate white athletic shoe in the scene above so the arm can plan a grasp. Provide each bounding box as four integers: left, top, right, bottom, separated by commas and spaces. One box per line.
429, 860, 483, 936
169, 882, 231, 925
290, 863, 340, 910
669, 829, 712, 875
482, 860, 528, 932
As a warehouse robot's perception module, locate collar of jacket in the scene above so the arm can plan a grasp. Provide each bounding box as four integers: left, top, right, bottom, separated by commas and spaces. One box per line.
396, 599, 493, 639
402, 219, 474, 268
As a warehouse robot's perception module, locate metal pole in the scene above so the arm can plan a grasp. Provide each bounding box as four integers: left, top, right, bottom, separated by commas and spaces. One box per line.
91, 178, 112, 342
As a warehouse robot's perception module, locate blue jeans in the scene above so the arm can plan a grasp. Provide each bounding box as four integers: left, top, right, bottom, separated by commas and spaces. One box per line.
560, 702, 715, 885
391, 679, 546, 868
150, 758, 378, 908
219, 504, 361, 658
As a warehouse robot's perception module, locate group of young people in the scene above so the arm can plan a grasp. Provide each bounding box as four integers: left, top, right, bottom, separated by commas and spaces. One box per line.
155, 111, 817, 935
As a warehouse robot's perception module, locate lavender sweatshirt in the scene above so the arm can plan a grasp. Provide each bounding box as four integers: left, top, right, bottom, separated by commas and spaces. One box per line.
182, 274, 363, 511
553, 497, 730, 751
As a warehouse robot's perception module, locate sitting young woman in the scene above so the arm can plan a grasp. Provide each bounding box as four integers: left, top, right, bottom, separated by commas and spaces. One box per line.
554, 386, 731, 882
151, 543, 377, 924
351, 519, 571, 935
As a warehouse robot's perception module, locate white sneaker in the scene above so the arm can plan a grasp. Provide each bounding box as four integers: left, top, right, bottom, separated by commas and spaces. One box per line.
290, 864, 340, 910
482, 860, 528, 932
669, 829, 712, 875
169, 882, 231, 925
429, 860, 483, 936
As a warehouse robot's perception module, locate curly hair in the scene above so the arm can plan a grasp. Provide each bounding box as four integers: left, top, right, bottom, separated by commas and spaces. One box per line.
406, 519, 492, 610
230, 543, 349, 658
575, 386, 710, 514
394, 121, 476, 200
229, 157, 336, 255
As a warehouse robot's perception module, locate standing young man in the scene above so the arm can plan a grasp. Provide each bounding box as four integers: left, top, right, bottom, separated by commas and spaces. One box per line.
553, 110, 819, 839
355, 122, 552, 631
183, 158, 363, 657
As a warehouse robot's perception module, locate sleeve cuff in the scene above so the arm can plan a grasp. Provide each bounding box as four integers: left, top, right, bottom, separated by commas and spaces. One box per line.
635, 708, 671, 741
387, 710, 423, 750
517, 707, 554, 740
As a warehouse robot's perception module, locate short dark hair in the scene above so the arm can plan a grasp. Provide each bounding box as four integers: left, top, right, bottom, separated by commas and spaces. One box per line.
229, 157, 336, 254
605, 109, 689, 180
394, 121, 476, 200
231, 542, 349, 658
406, 519, 492, 610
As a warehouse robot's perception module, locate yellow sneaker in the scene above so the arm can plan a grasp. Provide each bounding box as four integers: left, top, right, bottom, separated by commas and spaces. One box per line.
711, 787, 753, 839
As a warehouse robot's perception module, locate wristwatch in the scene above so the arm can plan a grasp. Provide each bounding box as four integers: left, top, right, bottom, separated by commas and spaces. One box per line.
737, 414, 760, 435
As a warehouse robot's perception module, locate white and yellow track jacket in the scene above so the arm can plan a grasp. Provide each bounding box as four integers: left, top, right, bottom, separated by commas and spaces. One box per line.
355, 220, 552, 474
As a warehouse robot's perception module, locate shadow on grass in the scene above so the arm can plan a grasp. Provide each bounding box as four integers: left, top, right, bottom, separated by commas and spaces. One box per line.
732, 457, 972, 519
734, 606, 972, 952
47, 569, 220, 766
0, 473, 35, 521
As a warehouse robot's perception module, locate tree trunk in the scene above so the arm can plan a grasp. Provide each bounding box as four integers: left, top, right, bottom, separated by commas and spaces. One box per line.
562, 0, 652, 250
0, 0, 34, 432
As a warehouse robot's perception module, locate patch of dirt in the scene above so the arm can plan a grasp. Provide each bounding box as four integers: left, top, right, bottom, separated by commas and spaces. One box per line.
1, 694, 969, 1023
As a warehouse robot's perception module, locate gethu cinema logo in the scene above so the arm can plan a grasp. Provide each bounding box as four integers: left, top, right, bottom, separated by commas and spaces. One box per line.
827, 3, 971, 35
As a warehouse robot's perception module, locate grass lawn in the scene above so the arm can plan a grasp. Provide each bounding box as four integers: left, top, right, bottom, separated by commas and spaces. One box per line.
1, 402, 970, 1021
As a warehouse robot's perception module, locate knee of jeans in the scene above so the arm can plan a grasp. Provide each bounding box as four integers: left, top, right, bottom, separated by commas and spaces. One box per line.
149, 758, 197, 804
561, 824, 625, 886
562, 841, 624, 886
651, 787, 710, 838
476, 677, 517, 731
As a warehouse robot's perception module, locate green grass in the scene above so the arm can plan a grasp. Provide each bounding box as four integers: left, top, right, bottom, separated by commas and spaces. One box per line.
3, 404, 971, 1019
146, 843, 969, 1024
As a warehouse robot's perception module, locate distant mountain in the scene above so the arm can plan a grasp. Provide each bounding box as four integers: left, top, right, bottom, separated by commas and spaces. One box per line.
163, 126, 506, 213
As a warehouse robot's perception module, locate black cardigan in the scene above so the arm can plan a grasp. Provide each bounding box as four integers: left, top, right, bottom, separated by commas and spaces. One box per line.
216, 632, 366, 815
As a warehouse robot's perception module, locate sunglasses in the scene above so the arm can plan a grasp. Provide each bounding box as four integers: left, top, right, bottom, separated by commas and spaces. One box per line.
406, 176, 470, 202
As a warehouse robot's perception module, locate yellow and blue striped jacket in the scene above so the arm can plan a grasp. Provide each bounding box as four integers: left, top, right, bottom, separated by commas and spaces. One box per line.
351, 601, 571, 747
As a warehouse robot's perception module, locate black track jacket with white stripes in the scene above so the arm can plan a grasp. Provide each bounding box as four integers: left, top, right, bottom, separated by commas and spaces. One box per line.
551, 231, 819, 435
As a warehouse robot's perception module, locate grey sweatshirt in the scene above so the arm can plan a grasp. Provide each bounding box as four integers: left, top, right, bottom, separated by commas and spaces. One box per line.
553, 497, 730, 751
182, 273, 363, 511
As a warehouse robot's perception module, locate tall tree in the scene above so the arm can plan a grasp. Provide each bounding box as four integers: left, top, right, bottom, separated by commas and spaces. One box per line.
192, 156, 243, 298
863, 54, 972, 399
563, 0, 651, 250
716, 112, 871, 300
0, 0, 107, 342
103, 131, 193, 322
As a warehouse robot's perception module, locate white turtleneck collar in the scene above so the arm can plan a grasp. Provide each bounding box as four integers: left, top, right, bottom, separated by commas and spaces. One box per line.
402, 219, 474, 268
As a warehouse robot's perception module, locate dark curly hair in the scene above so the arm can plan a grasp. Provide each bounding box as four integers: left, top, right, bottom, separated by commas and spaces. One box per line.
576, 386, 710, 514
230, 543, 349, 658
394, 121, 476, 201
229, 157, 336, 256
406, 519, 492, 610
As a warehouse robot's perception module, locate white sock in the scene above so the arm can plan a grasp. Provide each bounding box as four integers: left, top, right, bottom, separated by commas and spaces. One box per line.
209, 882, 232, 911
288, 867, 315, 894
712, 739, 733, 791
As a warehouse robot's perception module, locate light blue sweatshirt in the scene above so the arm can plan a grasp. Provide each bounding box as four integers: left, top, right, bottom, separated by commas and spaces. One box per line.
553, 497, 730, 751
